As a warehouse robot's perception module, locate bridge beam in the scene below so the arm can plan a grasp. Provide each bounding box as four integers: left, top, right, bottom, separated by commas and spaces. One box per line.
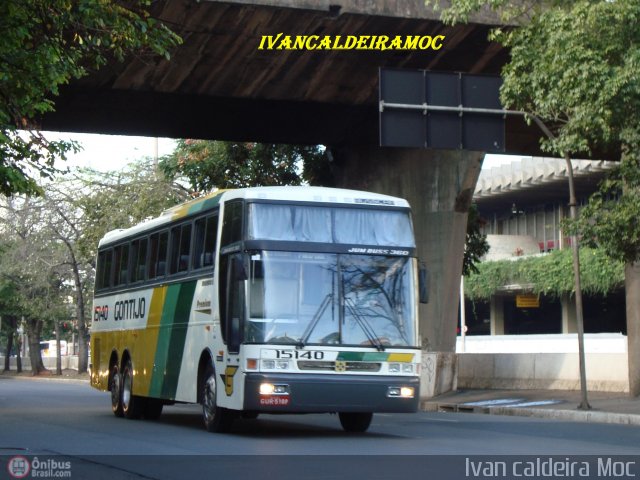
330, 146, 483, 395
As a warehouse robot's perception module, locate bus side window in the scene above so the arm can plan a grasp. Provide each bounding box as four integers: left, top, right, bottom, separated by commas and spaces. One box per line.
193, 217, 206, 270
194, 214, 218, 269
203, 215, 218, 267
130, 238, 148, 283
170, 223, 192, 275
221, 201, 243, 247
113, 244, 129, 286
96, 249, 113, 290
149, 231, 168, 279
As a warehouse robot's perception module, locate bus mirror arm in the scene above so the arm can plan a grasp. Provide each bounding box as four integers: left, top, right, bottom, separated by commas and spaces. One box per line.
418, 262, 429, 304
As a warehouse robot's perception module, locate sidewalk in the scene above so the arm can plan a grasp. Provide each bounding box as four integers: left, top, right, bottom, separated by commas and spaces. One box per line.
421, 388, 640, 426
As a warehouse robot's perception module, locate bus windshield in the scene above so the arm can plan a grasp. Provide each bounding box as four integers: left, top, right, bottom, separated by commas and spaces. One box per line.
245, 251, 417, 347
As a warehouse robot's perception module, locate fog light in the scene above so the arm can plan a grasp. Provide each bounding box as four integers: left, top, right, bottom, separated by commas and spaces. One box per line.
259, 383, 289, 395
400, 387, 415, 398
260, 383, 275, 395
387, 387, 401, 397
387, 386, 415, 398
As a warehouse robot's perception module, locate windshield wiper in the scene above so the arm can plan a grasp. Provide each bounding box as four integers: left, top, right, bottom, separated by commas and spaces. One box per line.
344, 297, 385, 351
297, 293, 333, 348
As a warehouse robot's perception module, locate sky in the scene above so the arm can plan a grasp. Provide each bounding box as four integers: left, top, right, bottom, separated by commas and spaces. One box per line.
43, 131, 524, 172
43, 132, 178, 172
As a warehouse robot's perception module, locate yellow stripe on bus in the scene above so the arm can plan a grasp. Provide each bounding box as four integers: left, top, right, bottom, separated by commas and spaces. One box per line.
135, 286, 167, 396
387, 353, 414, 363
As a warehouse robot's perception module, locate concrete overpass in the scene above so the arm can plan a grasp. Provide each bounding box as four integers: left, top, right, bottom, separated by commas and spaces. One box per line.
41, 0, 547, 396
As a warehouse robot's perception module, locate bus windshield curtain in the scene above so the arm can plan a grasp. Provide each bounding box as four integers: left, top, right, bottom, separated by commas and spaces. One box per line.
248, 204, 414, 247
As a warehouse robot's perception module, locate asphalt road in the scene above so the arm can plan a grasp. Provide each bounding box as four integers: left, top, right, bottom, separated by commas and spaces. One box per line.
1, 378, 639, 479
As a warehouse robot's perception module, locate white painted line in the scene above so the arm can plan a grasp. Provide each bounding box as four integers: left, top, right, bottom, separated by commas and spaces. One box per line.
462, 398, 525, 407
503, 400, 562, 408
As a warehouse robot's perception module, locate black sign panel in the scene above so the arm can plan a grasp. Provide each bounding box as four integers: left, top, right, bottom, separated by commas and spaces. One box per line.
379, 68, 505, 152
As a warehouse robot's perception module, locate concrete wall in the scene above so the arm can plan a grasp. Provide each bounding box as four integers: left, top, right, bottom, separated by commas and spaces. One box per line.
456, 333, 628, 354
458, 352, 629, 392
456, 334, 629, 392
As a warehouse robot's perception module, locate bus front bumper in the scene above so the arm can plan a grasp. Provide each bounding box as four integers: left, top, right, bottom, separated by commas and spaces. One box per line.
244, 373, 420, 413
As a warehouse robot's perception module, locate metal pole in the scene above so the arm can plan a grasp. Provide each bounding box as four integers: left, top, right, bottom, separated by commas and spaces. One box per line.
565, 152, 591, 410
460, 276, 466, 353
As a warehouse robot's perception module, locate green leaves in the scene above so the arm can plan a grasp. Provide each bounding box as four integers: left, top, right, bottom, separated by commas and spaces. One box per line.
431, 0, 640, 159
0, 0, 182, 197
464, 248, 625, 300
159, 140, 329, 192
463, 204, 490, 276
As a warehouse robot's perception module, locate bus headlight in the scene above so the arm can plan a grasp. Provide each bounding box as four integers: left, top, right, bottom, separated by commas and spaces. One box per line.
259, 383, 289, 395
402, 363, 414, 374
261, 359, 291, 370
388, 363, 401, 373
276, 360, 290, 370
262, 360, 276, 370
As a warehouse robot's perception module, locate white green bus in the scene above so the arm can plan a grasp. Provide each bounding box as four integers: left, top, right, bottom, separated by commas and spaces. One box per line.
90, 186, 422, 433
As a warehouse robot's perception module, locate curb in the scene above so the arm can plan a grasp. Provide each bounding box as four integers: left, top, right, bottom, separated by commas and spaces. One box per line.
0, 375, 89, 386
421, 401, 640, 426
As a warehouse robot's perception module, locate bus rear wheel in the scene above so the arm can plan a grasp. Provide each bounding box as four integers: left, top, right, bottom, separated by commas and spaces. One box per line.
201, 364, 234, 433
110, 364, 124, 417
338, 412, 373, 433
122, 359, 143, 419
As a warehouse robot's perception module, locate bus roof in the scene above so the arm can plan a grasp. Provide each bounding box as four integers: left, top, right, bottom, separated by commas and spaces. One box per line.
99, 186, 411, 247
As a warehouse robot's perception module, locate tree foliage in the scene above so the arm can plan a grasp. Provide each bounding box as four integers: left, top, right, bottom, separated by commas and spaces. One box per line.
568, 140, 640, 264
430, 0, 640, 158
465, 248, 624, 301
431, 0, 640, 280
463, 204, 489, 276
0, 159, 186, 373
0, 0, 181, 196
159, 140, 329, 192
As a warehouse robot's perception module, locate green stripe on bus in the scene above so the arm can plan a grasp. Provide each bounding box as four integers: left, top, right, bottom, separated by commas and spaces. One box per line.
186, 191, 225, 215
160, 280, 197, 399
148, 281, 197, 399
336, 352, 390, 362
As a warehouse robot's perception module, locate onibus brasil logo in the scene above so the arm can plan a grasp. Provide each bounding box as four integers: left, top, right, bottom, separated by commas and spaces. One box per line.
7, 456, 72, 478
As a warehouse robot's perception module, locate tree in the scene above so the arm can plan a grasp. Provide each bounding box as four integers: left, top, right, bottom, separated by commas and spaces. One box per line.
0, 198, 70, 375
463, 204, 489, 276
430, 0, 640, 400
159, 140, 329, 192
0, 0, 181, 196
0, 159, 186, 375
47, 160, 188, 373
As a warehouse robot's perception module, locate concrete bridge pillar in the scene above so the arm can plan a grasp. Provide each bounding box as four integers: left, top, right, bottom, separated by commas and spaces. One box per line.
329, 146, 483, 397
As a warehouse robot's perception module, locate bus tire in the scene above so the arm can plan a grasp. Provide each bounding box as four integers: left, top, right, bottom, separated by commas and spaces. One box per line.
144, 398, 164, 420
110, 364, 124, 418
201, 364, 234, 433
122, 359, 143, 419
338, 412, 373, 433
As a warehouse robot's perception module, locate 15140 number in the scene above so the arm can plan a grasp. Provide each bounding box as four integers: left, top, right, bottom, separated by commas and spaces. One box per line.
275, 350, 325, 360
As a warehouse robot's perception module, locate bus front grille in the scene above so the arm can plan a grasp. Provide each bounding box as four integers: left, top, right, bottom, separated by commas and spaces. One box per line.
297, 361, 382, 372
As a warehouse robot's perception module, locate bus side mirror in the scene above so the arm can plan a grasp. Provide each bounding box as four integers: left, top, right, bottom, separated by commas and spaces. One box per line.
418, 263, 429, 304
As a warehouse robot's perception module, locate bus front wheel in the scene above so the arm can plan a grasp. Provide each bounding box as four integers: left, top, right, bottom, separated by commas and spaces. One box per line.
338, 412, 373, 433
201, 364, 234, 433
